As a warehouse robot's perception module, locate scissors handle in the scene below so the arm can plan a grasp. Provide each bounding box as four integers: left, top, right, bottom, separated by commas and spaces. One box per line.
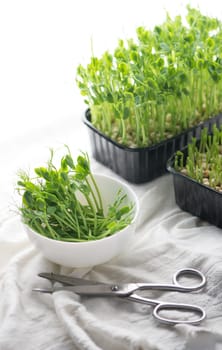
172, 268, 206, 291
134, 268, 206, 293
153, 301, 206, 325
127, 294, 206, 325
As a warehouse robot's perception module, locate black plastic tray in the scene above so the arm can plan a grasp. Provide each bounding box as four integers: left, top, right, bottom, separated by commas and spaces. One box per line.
167, 146, 222, 228
84, 109, 222, 184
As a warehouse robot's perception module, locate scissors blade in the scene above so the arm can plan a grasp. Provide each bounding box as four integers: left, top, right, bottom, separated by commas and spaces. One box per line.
37, 272, 131, 296
33, 283, 130, 296
38, 272, 99, 286
37, 273, 140, 296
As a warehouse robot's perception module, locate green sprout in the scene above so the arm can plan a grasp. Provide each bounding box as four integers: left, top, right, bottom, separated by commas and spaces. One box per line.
17, 149, 134, 242
76, 6, 222, 148
175, 125, 222, 192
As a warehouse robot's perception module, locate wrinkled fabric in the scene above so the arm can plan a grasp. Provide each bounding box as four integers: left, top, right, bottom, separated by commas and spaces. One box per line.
1, 119, 222, 350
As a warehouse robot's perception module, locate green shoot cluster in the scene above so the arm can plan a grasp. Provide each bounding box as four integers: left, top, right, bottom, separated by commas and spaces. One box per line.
17, 149, 134, 242
76, 6, 222, 147
175, 125, 222, 191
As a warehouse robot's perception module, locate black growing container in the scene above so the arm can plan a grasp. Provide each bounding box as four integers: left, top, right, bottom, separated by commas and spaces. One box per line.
167, 144, 222, 229
84, 109, 222, 184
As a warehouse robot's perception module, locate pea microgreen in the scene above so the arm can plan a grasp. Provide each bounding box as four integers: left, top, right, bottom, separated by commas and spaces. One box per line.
174, 125, 222, 192
17, 149, 134, 242
76, 6, 222, 148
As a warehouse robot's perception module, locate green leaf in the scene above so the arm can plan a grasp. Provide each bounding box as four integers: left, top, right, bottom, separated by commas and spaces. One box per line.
206, 37, 214, 48
154, 25, 162, 35
159, 42, 170, 53
118, 62, 130, 75
60, 172, 69, 183
156, 57, 164, 68
36, 198, 46, 211
80, 90, 88, 96
116, 206, 130, 220
61, 157, 68, 171
147, 78, 158, 89
23, 191, 34, 207
130, 51, 139, 62
47, 206, 57, 215
184, 34, 194, 43
107, 221, 117, 230
17, 181, 25, 187
77, 155, 90, 173
44, 192, 58, 203
74, 170, 86, 180
35, 167, 50, 181
65, 154, 75, 169
78, 184, 90, 196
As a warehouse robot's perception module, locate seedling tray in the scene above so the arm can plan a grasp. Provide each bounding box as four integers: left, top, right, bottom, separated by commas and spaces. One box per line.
84, 109, 222, 184
167, 146, 222, 228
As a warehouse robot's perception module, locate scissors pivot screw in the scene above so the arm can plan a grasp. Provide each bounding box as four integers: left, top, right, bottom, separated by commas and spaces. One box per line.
111, 285, 119, 291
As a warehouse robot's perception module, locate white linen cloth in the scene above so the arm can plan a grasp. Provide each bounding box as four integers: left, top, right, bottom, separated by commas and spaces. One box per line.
1, 116, 222, 350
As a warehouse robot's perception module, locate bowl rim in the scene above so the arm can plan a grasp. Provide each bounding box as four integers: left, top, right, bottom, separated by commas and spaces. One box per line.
22, 173, 139, 245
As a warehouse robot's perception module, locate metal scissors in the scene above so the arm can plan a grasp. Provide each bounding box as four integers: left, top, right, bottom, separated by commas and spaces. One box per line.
34, 267, 206, 326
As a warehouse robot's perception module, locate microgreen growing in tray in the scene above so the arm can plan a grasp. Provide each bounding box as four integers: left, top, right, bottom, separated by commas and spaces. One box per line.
174, 125, 222, 192
76, 6, 222, 148
17, 148, 134, 242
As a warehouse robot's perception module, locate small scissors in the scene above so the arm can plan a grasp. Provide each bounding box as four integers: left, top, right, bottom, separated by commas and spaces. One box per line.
34, 267, 206, 326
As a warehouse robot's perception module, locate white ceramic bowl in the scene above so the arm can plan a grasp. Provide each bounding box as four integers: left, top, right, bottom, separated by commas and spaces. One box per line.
23, 174, 139, 268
